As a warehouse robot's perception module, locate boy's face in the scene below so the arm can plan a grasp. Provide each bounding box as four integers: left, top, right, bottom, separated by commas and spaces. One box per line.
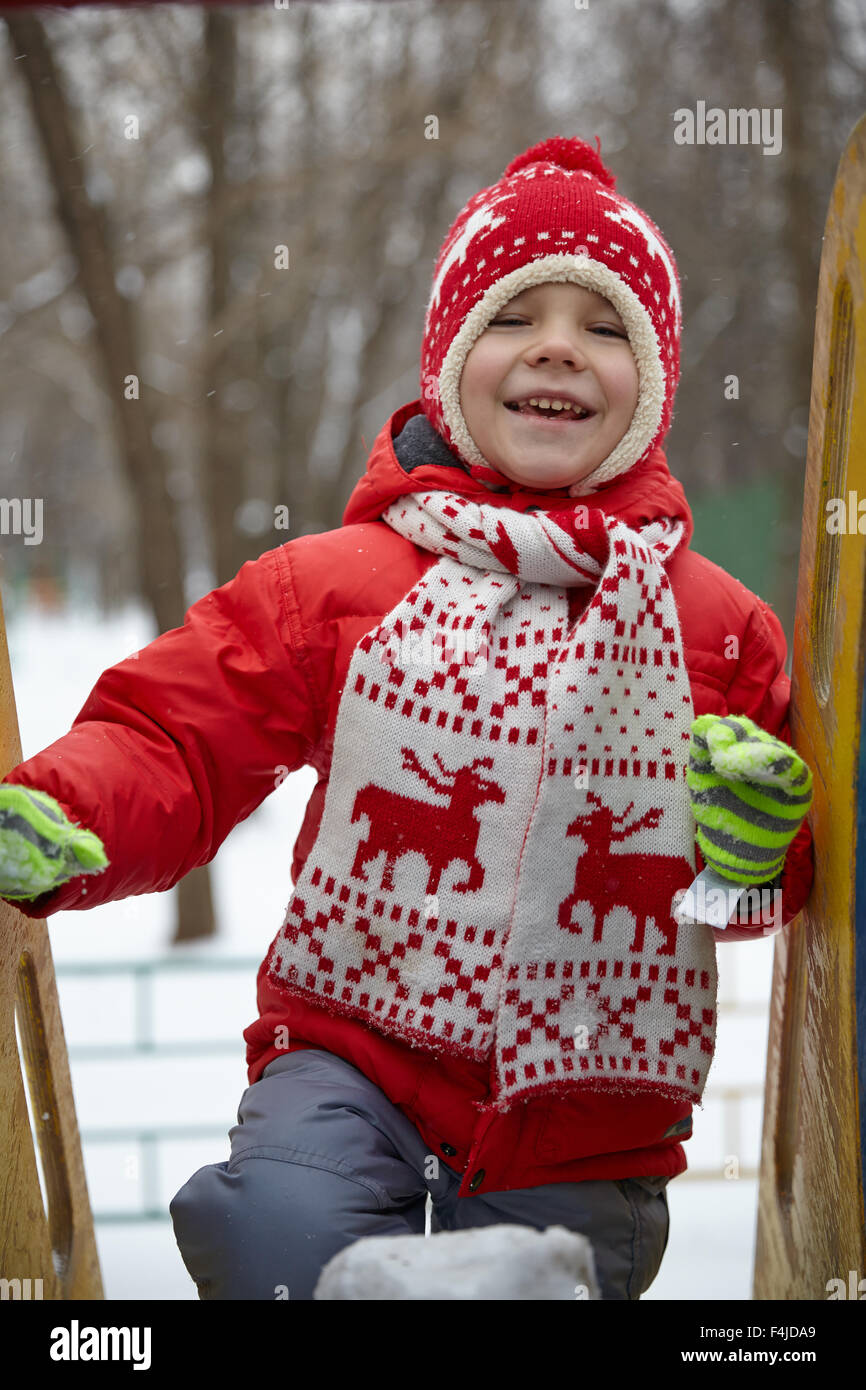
459, 281, 639, 494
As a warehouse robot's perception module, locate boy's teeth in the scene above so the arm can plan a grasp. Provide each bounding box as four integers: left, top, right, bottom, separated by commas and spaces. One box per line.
516, 397, 589, 418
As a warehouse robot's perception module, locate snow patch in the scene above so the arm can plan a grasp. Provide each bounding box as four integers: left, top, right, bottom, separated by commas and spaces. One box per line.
313, 1223, 600, 1300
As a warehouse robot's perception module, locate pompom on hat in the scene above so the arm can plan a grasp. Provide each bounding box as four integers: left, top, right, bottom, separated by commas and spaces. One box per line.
418, 135, 682, 495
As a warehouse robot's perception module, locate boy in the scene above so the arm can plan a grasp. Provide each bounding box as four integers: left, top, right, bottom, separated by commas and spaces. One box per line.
0, 136, 814, 1300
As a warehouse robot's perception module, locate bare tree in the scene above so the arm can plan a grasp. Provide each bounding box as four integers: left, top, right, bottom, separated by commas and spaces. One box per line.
5, 11, 216, 943
759, 0, 838, 619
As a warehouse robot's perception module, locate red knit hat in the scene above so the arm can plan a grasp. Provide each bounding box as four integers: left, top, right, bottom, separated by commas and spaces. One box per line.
419, 135, 682, 494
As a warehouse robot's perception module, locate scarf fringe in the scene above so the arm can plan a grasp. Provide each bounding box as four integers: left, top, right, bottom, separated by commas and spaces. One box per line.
473, 1072, 706, 1118
266, 955, 491, 1062
267, 952, 707, 1114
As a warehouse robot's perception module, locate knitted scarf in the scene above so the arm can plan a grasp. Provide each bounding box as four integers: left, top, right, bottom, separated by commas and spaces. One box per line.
266, 491, 718, 1112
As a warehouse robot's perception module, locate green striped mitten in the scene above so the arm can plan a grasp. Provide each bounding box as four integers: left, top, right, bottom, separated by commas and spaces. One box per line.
0, 784, 109, 901
686, 714, 813, 886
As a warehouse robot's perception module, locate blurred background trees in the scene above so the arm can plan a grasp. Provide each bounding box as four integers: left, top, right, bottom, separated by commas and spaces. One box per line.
0, 0, 863, 940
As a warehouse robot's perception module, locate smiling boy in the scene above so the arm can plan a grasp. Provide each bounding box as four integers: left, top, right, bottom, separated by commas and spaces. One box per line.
0, 135, 815, 1301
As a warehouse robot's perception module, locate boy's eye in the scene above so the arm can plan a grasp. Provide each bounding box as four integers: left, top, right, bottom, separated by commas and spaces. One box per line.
490, 317, 626, 338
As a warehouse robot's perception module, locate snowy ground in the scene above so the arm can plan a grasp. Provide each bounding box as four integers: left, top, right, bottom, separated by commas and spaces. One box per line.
6, 598, 777, 1301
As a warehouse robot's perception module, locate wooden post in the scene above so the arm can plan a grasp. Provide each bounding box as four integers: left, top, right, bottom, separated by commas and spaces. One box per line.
754, 112, 866, 1300
0, 583, 103, 1299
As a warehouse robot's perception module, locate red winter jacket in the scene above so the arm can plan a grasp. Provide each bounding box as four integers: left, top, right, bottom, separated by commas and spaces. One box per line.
3, 400, 814, 1196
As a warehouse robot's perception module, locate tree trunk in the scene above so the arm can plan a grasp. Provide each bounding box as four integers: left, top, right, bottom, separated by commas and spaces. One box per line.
6, 13, 216, 942
175, 864, 217, 944
197, 10, 251, 586
755, 0, 833, 634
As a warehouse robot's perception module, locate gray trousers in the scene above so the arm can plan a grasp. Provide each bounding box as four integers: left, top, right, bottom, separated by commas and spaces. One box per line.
169, 1048, 670, 1300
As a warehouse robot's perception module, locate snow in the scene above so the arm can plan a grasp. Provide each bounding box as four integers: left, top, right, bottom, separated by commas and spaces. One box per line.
5, 597, 777, 1300
314, 1224, 600, 1300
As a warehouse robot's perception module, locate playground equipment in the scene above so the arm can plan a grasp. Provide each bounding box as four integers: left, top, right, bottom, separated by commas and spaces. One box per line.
753, 112, 866, 1299
0, 586, 103, 1298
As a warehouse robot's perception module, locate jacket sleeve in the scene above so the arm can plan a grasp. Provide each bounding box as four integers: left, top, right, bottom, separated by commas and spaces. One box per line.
0, 543, 324, 918
701, 595, 815, 944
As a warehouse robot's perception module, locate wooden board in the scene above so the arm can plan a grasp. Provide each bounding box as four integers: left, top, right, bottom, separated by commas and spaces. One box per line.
0, 584, 103, 1299
754, 111, 866, 1300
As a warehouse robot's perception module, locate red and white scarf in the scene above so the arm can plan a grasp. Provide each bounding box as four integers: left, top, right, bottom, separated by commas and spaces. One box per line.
266, 490, 718, 1111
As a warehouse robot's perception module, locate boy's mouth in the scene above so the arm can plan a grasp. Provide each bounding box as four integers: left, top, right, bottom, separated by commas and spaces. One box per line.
504, 398, 596, 424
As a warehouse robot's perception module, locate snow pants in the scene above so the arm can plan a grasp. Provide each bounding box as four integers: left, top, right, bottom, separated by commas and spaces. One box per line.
169, 1048, 670, 1301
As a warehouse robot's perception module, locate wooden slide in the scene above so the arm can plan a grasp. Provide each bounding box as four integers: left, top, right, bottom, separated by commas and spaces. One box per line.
0, 583, 103, 1299
754, 111, 866, 1300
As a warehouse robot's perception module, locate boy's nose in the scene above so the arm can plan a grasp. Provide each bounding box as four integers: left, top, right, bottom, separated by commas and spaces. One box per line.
526, 338, 589, 368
